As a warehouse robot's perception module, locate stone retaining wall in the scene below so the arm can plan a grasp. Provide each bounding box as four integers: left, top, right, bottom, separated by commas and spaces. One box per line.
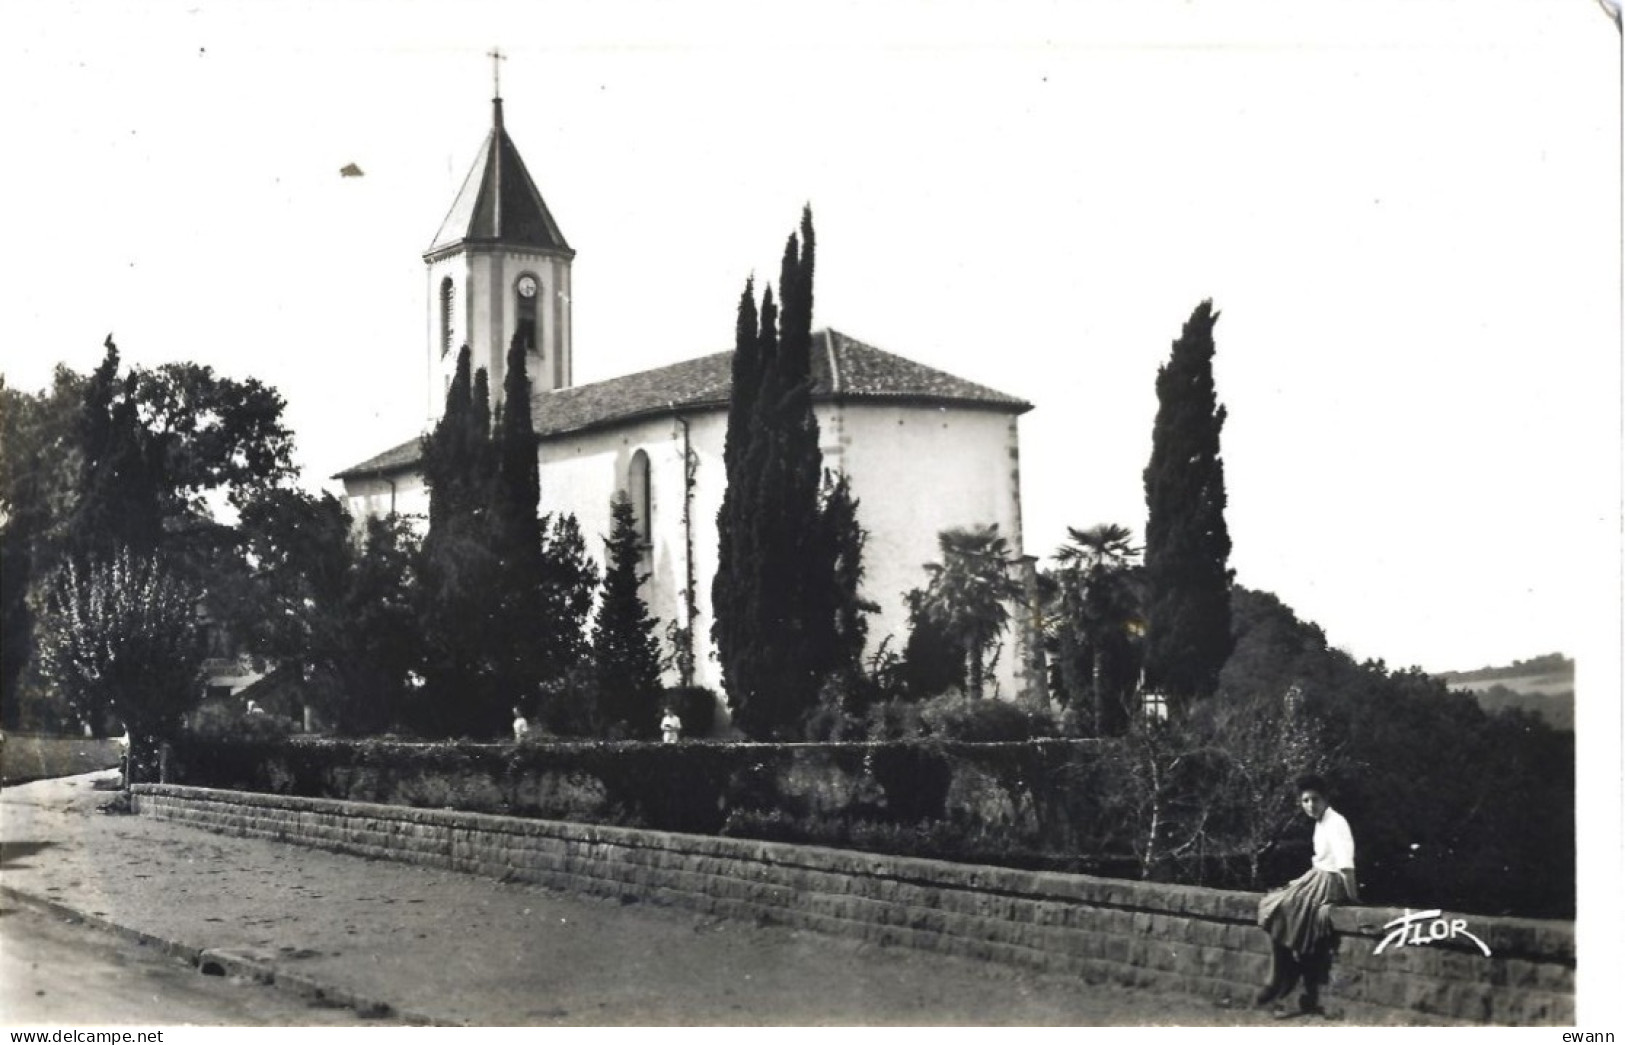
132, 784, 1574, 1026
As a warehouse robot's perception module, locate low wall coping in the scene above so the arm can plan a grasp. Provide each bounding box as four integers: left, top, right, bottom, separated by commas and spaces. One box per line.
132, 782, 1574, 964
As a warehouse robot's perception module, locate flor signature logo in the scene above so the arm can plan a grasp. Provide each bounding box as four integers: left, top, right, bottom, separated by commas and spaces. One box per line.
1373, 908, 1493, 957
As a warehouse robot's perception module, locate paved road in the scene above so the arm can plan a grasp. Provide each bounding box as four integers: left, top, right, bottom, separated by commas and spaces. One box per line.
0, 904, 401, 1027
0, 772, 1300, 1027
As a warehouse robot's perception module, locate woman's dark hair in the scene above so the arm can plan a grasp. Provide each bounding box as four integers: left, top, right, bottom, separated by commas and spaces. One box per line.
1295, 773, 1329, 797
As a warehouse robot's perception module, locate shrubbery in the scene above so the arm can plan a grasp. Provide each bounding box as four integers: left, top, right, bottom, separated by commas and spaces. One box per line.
916, 692, 1057, 742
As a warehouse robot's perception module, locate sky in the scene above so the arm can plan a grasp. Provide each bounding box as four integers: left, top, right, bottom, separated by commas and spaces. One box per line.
0, 0, 1617, 682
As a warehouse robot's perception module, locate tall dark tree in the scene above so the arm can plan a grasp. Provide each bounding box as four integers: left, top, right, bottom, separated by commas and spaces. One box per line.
423, 346, 475, 533
715, 207, 832, 738
815, 470, 875, 685
537, 512, 598, 672
591, 493, 665, 738
901, 587, 967, 699
417, 346, 501, 735
490, 332, 546, 703
712, 280, 761, 713
67, 339, 163, 558
1141, 300, 1234, 711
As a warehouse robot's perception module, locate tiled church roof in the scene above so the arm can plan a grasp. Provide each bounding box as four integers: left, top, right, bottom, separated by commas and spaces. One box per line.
334, 329, 1029, 481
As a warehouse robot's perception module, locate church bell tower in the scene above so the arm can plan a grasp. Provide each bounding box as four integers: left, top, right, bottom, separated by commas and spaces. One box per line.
424, 58, 574, 420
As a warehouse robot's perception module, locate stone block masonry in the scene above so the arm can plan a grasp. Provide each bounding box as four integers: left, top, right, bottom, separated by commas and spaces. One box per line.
132, 784, 1573, 1026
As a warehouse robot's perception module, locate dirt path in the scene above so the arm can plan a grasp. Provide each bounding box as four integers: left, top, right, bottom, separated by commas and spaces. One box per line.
1, 904, 405, 1026
1, 773, 1305, 1026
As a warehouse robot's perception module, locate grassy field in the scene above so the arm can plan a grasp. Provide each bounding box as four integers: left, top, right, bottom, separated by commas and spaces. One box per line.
1435, 655, 1575, 730
1, 734, 121, 787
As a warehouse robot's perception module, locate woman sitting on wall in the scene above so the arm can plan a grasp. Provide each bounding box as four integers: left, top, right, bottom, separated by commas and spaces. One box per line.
1255, 773, 1358, 1016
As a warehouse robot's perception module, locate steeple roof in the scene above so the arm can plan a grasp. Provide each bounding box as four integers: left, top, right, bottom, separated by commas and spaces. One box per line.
425, 98, 572, 260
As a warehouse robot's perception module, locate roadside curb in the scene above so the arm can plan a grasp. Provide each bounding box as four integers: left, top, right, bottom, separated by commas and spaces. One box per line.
0, 884, 445, 1026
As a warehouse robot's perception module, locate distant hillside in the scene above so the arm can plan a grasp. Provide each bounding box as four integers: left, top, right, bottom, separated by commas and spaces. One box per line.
1435, 653, 1574, 731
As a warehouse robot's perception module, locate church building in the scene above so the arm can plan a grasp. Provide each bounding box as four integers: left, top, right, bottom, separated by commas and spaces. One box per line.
335, 93, 1041, 719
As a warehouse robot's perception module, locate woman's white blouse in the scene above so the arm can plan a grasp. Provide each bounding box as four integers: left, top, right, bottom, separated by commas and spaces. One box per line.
1312, 807, 1357, 872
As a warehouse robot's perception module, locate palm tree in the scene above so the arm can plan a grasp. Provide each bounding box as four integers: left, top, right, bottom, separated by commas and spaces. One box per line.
1054, 523, 1143, 733
918, 524, 1021, 700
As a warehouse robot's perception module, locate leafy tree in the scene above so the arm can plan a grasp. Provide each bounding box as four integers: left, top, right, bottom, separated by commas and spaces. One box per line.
1205, 585, 1573, 915
1099, 715, 1224, 881
591, 493, 665, 738
1142, 300, 1234, 712
35, 550, 207, 783
916, 524, 1021, 700
67, 340, 296, 563
222, 489, 419, 735
1, 340, 296, 730
1187, 682, 1337, 886
1051, 523, 1144, 735
1, 369, 84, 727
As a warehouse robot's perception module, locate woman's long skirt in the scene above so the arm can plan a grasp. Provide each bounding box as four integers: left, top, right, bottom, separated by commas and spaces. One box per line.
1257, 868, 1350, 959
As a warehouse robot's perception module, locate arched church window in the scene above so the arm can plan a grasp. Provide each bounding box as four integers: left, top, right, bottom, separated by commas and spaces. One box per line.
439, 277, 456, 358
628, 449, 652, 547
515, 273, 539, 350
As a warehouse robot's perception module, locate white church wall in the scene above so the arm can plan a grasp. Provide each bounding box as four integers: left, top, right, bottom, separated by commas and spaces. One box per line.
342, 398, 1029, 721
828, 403, 1027, 701
538, 411, 730, 696
344, 470, 430, 526
536, 401, 1027, 706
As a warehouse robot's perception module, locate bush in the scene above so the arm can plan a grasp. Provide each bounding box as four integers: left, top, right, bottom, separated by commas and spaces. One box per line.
917, 693, 1057, 742
532, 665, 598, 737
863, 697, 926, 741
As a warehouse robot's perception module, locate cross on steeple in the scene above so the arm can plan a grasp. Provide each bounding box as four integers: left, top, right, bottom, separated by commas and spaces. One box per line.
487, 46, 507, 99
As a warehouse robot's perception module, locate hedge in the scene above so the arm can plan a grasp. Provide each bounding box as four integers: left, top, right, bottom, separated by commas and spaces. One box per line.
163, 735, 1122, 850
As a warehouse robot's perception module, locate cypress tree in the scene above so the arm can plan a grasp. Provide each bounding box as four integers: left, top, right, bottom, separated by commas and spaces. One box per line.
771, 208, 829, 734
728, 282, 779, 736
1141, 300, 1234, 712
491, 331, 545, 704
469, 366, 495, 518
720, 208, 831, 738
591, 493, 665, 738
712, 280, 760, 710
537, 512, 597, 671
423, 346, 474, 535
418, 346, 502, 735
816, 470, 875, 685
